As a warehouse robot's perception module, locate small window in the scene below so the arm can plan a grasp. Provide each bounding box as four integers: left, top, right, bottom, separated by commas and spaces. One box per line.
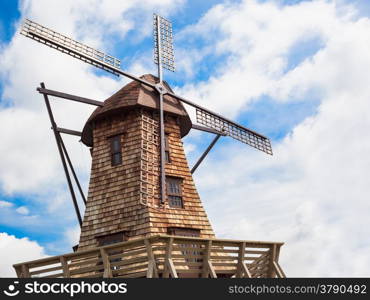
165, 134, 171, 163
166, 177, 183, 208
110, 135, 122, 166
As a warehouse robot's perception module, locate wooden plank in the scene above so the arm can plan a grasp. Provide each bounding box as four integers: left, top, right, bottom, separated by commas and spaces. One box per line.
69, 264, 104, 276
14, 266, 22, 278
145, 239, 158, 278
163, 237, 173, 278
202, 240, 212, 278
236, 242, 245, 278
29, 265, 62, 276
241, 263, 252, 278
21, 264, 30, 278
100, 248, 112, 278
167, 259, 178, 278
268, 244, 277, 278
68, 257, 101, 269
207, 259, 217, 278
43, 272, 64, 278
273, 261, 286, 278
112, 264, 149, 276
117, 271, 147, 278
60, 256, 70, 278
110, 256, 148, 268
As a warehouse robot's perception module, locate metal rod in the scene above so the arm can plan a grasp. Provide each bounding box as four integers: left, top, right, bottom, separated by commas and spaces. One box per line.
57, 127, 82, 137
59, 133, 87, 205
40, 82, 83, 227
192, 124, 226, 136
156, 15, 166, 204
37, 87, 103, 107
191, 134, 222, 174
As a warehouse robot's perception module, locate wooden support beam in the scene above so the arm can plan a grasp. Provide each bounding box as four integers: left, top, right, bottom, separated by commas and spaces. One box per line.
163, 237, 177, 278
207, 259, 217, 278
56, 127, 82, 137
21, 264, 30, 278
100, 248, 112, 278
37, 87, 104, 107
59, 256, 70, 278
268, 244, 277, 278
166, 259, 178, 278
14, 266, 22, 278
202, 240, 212, 278
273, 261, 286, 278
145, 239, 158, 278
237, 242, 252, 278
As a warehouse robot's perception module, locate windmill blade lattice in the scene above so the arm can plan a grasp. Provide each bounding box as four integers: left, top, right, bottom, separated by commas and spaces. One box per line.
20, 19, 121, 76
153, 14, 175, 72
196, 108, 273, 155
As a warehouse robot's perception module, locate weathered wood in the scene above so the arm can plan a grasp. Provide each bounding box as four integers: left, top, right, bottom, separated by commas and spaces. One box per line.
268, 244, 277, 278
166, 259, 178, 278
241, 263, 252, 278
21, 264, 30, 278
237, 242, 245, 278
273, 261, 286, 278
29, 265, 62, 276
163, 237, 178, 278
14, 266, 22, 278
207, 259, 217, 278
145, 239, 158, 278
13, 235, 284, 278
60, 256, 70, 278
100, 248, 112, 278
202, 240, 212, 278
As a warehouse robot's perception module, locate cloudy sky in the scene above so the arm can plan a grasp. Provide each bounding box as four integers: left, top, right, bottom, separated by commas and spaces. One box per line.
1, 0, 370, 277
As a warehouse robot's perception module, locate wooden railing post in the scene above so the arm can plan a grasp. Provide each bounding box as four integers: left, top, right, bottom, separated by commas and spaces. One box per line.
268, 244, 277, 278
237, 242, 251, 278
60, 256, 70, 278
145, 239, 158, 278
100, 248, 112, 278
14, 266, 22, 278
21, 264, 30, 278
163, 237, 177, 278
202, 240, 216, 278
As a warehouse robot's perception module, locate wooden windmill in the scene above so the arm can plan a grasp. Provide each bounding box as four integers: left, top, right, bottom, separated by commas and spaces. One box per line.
13, 16, 285, 278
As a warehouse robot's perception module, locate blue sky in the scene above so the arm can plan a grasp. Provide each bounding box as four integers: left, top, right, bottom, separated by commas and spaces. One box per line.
1, 0, 370, 277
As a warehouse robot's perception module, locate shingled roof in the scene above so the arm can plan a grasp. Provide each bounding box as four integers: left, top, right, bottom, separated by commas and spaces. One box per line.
81, 74, 192, 146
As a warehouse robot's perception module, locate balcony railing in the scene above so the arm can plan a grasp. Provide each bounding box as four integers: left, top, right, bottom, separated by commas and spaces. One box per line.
13, 235, 285, 278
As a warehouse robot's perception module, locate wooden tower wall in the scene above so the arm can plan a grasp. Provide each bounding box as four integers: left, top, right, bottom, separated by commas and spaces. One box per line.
78, 108, 214, 251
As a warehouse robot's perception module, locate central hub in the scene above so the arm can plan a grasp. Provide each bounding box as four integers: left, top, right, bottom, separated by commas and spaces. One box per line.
155, 83, 167, 94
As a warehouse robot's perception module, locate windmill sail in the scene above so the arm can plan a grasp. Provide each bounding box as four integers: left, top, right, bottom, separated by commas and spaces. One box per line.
196, 108, 273, 155
20, 19, 121, 75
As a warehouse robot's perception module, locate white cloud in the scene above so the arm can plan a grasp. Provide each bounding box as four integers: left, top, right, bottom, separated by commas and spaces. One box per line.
1, 0, 370, 278
0, 0, 184, 196
0, 233, 47, 277
65, 226, 81, 248
0, 200, 13, 207
16, 206, 29, 215
185, 0, 370, 276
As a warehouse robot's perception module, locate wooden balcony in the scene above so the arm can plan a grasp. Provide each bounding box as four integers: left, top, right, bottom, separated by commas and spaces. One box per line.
13, 235, 285, 278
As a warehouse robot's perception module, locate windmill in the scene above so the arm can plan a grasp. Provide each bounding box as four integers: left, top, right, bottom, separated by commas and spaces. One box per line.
13, 16, 285, 279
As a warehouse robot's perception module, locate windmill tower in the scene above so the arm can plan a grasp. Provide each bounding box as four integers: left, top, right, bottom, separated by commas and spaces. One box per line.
78, 73, 215, 251
13, 16, 285, 278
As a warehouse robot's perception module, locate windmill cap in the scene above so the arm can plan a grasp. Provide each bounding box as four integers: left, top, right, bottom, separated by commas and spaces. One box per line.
81, 74, 192, 146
